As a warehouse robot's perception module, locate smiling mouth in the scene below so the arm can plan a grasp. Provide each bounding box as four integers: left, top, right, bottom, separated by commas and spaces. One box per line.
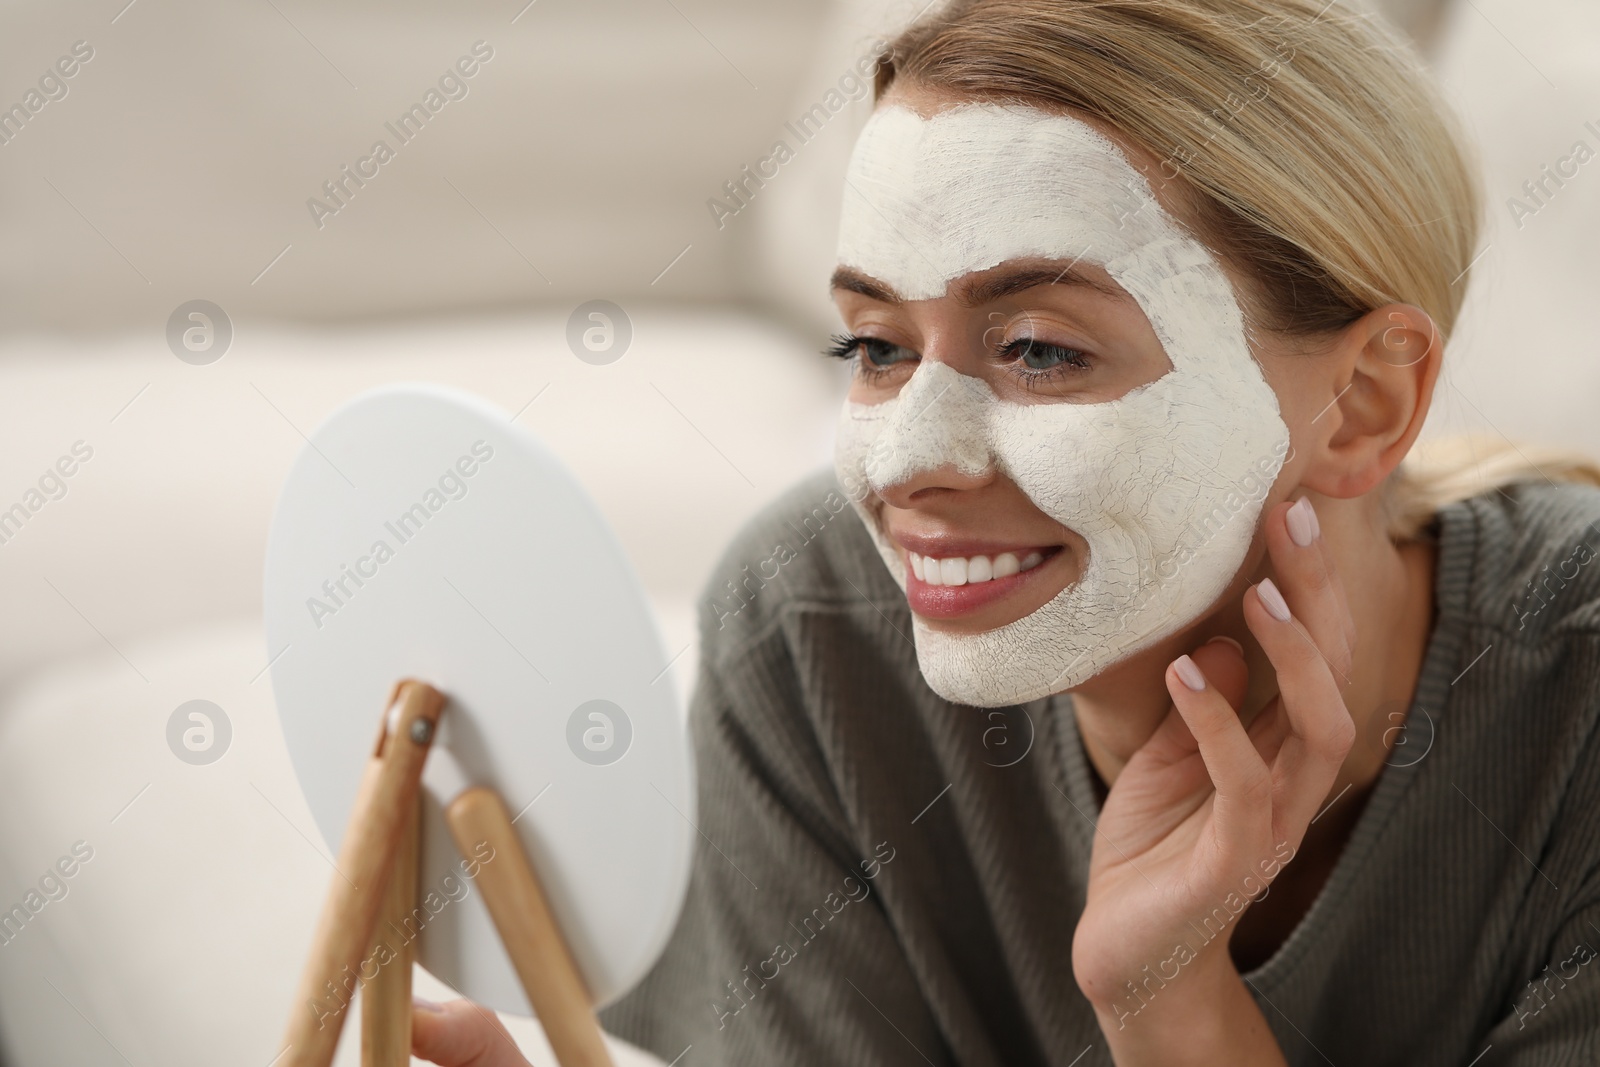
909, 548, 1050, 586
895, 538, 1068, 620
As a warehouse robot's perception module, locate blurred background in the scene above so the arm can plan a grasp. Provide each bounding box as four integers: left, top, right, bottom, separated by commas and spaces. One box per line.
0, 0, 1593, 1063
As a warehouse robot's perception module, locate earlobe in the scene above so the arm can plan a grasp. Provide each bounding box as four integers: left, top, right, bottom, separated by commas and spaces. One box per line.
1299, 303, 1441, 500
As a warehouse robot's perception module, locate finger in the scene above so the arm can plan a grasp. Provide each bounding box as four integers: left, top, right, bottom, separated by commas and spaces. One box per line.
1245, 697, 1290, 766
1143, 636, 1250, 760
1266, 497, 1354, 685
1244, 579, 1356, 837
1191, 637, 1289, 766
1189, 636, 1249, 710
1165, 653, 1272, 846
412, 998, 530, 1067
1315, 514, 1358, 658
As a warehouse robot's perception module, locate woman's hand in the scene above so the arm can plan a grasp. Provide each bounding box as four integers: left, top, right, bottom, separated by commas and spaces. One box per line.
1070, 498, 1356, 1065
411, 997, 534, 1067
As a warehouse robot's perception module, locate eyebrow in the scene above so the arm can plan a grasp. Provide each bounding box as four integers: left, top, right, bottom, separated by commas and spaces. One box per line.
829, 264, 1132, 306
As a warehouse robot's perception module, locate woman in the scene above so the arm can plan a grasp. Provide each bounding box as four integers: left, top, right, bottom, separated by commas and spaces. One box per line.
415, 0, 1600, 1063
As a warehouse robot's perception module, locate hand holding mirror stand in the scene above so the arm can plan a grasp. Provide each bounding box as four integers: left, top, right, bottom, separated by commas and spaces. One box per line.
277, 678, 614, 1067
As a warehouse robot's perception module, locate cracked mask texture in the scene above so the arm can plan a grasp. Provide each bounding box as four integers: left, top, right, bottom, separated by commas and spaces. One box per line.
832, 103, 1292, 707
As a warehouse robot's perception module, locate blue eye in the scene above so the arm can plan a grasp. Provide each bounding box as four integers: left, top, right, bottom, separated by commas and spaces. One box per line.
822, 332, 1090, 389
1001, 337, 1092, 372
823, 333, 918, 374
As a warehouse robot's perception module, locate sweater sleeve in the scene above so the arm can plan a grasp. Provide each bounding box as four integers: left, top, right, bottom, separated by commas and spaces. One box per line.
1474, 635, 1600, 1067
1477, 897, 1600, 1067
597, 611, 952, 1067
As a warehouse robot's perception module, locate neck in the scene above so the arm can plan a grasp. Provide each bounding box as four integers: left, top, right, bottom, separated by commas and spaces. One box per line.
1068, 491, 1437, 809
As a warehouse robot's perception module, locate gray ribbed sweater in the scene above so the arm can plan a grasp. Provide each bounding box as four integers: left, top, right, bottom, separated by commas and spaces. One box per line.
599, 468, 1600, 1066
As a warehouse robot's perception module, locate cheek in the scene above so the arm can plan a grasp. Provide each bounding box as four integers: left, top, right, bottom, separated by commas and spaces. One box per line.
1240, 353, 1308, 447
846, 377, 885, 405
991, 404, 1132, 530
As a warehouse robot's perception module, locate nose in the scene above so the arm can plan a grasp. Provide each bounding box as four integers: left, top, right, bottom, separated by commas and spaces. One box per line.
866, 360, 996, 508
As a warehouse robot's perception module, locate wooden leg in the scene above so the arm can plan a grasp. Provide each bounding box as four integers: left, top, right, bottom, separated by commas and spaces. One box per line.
445, 787, 615, 1067
362, 790, 419, 1066
278, 680, 446, 1067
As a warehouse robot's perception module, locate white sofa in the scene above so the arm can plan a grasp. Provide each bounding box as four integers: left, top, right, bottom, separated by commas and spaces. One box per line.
0, 309, 844, 1066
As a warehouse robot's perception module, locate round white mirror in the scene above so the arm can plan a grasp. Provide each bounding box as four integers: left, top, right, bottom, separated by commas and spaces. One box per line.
264, 383, 694, 1015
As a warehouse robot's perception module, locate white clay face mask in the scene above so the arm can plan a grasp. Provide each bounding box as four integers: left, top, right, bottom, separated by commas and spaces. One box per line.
832, 102, 1292, 707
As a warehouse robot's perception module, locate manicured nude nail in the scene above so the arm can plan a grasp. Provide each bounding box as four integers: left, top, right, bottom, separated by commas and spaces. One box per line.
412, 996, 444, 1013
1257, 578, 1292, 622
1174, 654, 1207, 691
1287, 497, 1320, 547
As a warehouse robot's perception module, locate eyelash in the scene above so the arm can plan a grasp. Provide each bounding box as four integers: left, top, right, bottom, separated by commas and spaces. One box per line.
822, 333, 1092, 389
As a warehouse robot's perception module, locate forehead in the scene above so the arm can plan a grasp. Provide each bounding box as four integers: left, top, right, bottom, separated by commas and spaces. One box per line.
833, 95, 1264, 383
881, 82, 1168, 177
834, 100, 1186, 303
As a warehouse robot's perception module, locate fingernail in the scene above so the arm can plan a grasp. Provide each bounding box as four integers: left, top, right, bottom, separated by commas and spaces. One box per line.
1205, 635, 1245, 655
412, 996, 444, 1013
1173, 654, 1207, 691
1257, 578, 1292, 622
1287, 497, 1319, 547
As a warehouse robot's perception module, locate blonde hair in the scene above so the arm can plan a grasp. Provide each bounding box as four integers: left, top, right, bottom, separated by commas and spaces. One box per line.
874, 0, 1600, 537
1387, 437, 1600, 538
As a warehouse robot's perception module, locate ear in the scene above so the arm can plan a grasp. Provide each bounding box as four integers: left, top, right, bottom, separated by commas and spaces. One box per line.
1300, 303, 1441, 499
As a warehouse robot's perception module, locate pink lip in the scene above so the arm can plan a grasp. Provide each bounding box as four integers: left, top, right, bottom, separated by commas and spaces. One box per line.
898, 543, 1065, 619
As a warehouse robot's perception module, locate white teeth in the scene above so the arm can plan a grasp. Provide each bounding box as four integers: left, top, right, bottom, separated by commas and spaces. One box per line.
906, 549, 1048, 585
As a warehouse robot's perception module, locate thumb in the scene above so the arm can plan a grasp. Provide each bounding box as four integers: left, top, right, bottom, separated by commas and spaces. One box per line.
411, 997, 531, 1067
